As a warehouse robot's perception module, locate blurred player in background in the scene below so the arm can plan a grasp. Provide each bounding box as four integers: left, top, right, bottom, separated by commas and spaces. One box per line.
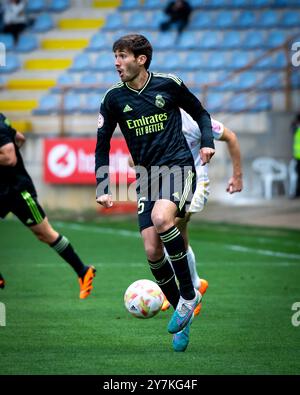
0, 113, 96, 299
95, 34, 215, 352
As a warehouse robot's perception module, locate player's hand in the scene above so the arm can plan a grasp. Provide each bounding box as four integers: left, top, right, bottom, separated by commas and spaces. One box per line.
15, 132, 26, 148
200, 147, 215, 165
226, 175, 243, 194
96, 194, 113, 208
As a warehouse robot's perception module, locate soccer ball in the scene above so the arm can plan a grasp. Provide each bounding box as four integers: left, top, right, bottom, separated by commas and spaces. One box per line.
124, 279, 164, 319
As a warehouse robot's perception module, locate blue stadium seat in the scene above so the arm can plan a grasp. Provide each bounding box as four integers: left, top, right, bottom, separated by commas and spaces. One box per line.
127, 11, 150, 29
48, 0, 70, 12
69, 54, 91, 72
252, 93, 271, 111
229, 0, 250, 7
185, 52, 205, 70
214, 11, 235, 29
80, 73, 98, 87
189, 12, 213, 29
143, 0, 164, 9
86, 33, 110, 52
81, 94, 101, 114
0, 54, 21, 73
266, 31, 287, 48
229, 52, 252, 70
33, 94, 60, 114
235, 11, 257, 29
64, 92, 80, 113
251, 0, 271, 7
53, 73, 76, 92
291, 73, 300, 89
229, 93, 248, 112
177, 31, 200, 50
205, 93, 223, 112
26, 0, 46, 13
15, 34, 39, 52
221, 31, 242, 49
237, 72, 258, 90
92, 53, 114, 71
206, 53, 227, 70
119, 0, 141, 10
148, 11, 167, 29
242, 31, 265, 49
32, 13, 54, 32
98, 72, 119, 86
0, 34, 14, 51
159, 53, 181, 71
103, 13, 123, 30
154, 32, 176, 50
280, 11, 300, 28
198, 31, 220, 49
259, 73, 283, 90
205, 0, 226, 8
256, 10, 280, 28
188, 0, 206, 8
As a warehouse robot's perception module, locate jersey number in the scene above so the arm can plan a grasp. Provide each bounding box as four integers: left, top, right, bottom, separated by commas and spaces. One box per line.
138, 197, 146, 214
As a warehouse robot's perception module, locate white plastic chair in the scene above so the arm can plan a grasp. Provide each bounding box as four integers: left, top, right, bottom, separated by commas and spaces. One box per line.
288, 159, 298, 198
252, 157, 288, 199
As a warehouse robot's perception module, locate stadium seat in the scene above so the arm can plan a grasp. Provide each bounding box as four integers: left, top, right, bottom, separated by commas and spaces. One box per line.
53, 73, 76, 92
242, 31, 265, 49
288, 159, 298, 198
279, 11, 300, 28
229, 51, 251, 70
256, 10, 280, 28
266, 31, 286, 48
119, 0, 141, 10
205, 0, 226, 8
26, 0, 46, 13
69, 54, 91, 72
154, 32, 176, 50
206, 53, 227, 70
252, 157, 288, 199
251, 93, 271, 111
127, 11, 150, 30
32, 13, 54, 32
143, 0, 164, 9
214, 11, 236, 29
235, 11, 257, 29
0, 54, 21, 73
259, 73, 283, 90
185, 52, 205, 70
15, 34, 39, 52
252, 0, 271, 7
198, 31, 220, 49
79, 74, 99, 92
148, 11, 167, 29
205, 93, 223, 112
103, 13, 123, 30
92, 53, 114, 71
177, 31, 200, 50
86, 33, 110, 52
0, 34, 14, 51
33, 94, 60, 114
81, 94, 101, 113
48, 0, 70, 12
221, 31, 242, 49
229, 93, 249, 112
64, 92, 80, 113
236, 72, 258, 90
189, 12, 214, 29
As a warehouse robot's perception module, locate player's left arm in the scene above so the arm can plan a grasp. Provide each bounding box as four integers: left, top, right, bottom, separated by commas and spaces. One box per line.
219, 127, 243, 194
175, 81, 215, 165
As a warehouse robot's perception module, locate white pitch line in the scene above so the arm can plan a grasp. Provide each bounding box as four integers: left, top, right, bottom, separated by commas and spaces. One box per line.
54, 221, 300, 261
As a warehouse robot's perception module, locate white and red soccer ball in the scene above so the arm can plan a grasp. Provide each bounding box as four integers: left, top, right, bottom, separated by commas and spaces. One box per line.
124, 279, 164, 319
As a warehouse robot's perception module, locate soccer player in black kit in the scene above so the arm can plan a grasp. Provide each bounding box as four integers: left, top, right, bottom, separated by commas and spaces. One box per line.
95, 34, 215, 351
0, 113, 96, 299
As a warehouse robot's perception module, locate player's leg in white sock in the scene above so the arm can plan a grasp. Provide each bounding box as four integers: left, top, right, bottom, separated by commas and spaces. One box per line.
186, 245, 201, 289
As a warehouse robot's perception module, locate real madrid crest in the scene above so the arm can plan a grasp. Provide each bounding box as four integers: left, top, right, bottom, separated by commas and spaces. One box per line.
155, 94, 165, 108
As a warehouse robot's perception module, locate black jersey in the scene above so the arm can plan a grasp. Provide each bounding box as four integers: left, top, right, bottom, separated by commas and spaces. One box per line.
95, 72, 214, 191
0, 114, 36, 198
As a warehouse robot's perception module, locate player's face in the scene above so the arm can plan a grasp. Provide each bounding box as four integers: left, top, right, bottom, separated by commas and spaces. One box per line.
114, 49, 141, 83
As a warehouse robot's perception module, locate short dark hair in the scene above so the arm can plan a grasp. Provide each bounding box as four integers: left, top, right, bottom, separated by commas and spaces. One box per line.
113, 34, 153, 70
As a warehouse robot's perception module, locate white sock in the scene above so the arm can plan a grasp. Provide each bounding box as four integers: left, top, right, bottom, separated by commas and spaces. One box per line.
186, 245, 201, 289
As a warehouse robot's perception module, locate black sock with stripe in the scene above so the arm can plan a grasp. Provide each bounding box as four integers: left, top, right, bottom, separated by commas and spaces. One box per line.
50, 235, 87, 277
148, 255, 180, 309
159, 226, 195, 300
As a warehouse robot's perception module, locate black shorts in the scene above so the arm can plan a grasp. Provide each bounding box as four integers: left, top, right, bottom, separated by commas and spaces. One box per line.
135, 165, 196, 232
0, 189, 46, 226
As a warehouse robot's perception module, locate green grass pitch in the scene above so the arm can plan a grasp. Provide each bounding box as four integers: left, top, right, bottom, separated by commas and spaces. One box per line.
0, 217, 300, 375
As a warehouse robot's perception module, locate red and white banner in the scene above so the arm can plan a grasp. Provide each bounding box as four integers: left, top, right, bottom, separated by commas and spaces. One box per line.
44, 138, 136, 184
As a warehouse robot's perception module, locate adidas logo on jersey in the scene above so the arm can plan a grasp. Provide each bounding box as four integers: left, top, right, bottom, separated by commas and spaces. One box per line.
123, 104, 133, 112
172, 192, 180, 200
26, 218, 34, 225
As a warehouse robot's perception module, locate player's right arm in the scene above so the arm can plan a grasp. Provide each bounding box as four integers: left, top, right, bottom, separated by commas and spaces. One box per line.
95, 93, 117, 207
0, 117, 18, 166
0, 142, 17, 166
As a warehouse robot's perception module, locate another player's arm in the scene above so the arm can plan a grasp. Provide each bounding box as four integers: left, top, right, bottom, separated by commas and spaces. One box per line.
219, 127, 243, 194
95, 96, 117, 208
177, 82, 215, 165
